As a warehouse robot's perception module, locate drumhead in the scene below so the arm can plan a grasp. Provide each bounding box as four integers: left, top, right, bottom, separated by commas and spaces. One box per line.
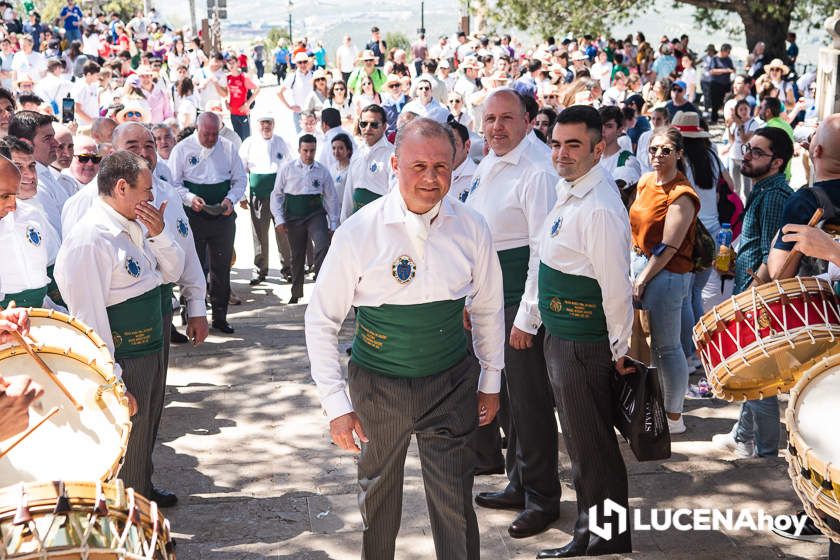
794, 364, 840, 466
0, 350, 130, 484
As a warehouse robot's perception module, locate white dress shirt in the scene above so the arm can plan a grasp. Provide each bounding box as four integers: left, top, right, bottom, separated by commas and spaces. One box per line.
401, 98, 451, 123
463, 135, 557, 334
316, 126, 355, 173
168, 133, 247, 206
17, 198, 60, 266
270, 158, 339, 229
339, 135, 395, 222
0, 203, 50, 298
540, 165, 633, 360
448, 156, 478, 202
55, 198, 185, 361
239, 134, 291, 174
305, 188, 505, 419
33, 162, 71, 236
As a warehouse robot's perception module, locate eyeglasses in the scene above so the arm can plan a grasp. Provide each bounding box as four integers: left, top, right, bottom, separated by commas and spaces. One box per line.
124, 111, 143, 118
76, 153, 102, 164
741, 144, 772, 159
648, 145, 675, 157
416, 86, 430, 91
359, 121, 381, 129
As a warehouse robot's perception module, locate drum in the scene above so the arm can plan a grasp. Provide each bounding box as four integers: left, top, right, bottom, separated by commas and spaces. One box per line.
0, 319, 131, 484
0, 479, 175, 558
786, 350, 840, 543
693, 277, 840, 401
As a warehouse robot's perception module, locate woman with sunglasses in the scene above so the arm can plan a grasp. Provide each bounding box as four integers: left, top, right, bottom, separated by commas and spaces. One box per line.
629, 128, 700, 434
323, 80, 353, 126
446, 91, 472, 131
303, 69, 329, 119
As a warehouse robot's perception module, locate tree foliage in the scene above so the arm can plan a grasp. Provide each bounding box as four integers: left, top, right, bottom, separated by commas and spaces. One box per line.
265, 27, 291, 51
40, 0, 141, 23
384, 31, 410, 53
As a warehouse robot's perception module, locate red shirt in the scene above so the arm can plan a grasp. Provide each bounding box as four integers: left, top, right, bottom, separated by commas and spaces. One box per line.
227, 72, 252, 116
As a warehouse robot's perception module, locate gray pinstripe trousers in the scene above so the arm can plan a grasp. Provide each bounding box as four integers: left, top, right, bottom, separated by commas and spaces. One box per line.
349, 355, 481, 560
544, 335, 630, 548
117, 348, 166, 498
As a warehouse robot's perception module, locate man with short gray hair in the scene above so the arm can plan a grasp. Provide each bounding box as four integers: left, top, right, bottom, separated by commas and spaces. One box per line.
305, 118, 504, 559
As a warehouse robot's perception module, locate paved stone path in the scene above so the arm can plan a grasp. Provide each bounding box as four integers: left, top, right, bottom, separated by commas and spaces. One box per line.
155, 207, 830, 559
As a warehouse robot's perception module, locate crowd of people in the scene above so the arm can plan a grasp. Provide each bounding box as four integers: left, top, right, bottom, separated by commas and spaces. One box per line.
0, 2, 837, 558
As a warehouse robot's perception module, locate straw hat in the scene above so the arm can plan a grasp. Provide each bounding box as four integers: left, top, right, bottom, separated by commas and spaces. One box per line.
115, 101, 151, 124
383, 73, 401, 86
765, 58, 790, 75
255, 113, 275, 122
570, 50, 588, 62
459, 56, 481, 70
293, 51, 309, 63
671, 111, 711, 138
312, 68, 329, 81
357, 49, 377, 62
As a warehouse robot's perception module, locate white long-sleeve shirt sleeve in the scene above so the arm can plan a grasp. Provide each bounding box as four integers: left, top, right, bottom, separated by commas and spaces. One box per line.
167, 143, 195, 206
586, 208, 633, 360
514, 169, 556, 335
147, 229, 185, 284
225, 148, 248, 204
304, 230, 359, 419
270, 163, 288, 225
339, 161, 355, 223
322, 172, 339, 230
466, 218, 506, 393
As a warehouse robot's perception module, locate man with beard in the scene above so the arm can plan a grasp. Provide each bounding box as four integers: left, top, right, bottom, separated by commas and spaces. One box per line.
711, 127, 793, 461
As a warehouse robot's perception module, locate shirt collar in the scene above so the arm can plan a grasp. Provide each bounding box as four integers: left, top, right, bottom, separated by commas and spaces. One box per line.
383, 187, 456, 224
452, 156, 476, 181
488, 134, 528, 165
95, 196, 135, 237
557, 164, 609, 201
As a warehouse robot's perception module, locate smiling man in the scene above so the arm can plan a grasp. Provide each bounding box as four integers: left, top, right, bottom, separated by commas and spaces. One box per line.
305, 118, 504, 559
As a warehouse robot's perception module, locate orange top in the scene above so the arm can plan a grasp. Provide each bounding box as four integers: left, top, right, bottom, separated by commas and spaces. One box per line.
629, 171, 700, 274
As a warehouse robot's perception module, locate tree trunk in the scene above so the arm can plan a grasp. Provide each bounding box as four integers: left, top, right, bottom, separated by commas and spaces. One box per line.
736, 2, 793, 62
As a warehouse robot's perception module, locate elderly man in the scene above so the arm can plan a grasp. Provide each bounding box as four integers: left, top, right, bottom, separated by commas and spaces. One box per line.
277, 52, 313, 133
91, 117, 118, 145
152, 124, 176, 165
169, 111, 246, 334
238, 113, 292, 284
465, 89, 560, 539
305, 118, 504, 559
56, 151, 184, 500
51, 124, 74, 173
64, 136, 99, 187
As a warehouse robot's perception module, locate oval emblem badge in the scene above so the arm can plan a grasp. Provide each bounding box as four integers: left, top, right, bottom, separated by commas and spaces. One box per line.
176, 217, 189, 238
26, 225, 42, 246
392, 255, 416, 284
125, 256, 142, 278
550, 217, 562, 237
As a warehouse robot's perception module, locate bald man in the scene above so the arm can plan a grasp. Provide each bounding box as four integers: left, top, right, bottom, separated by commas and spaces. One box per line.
768, 114, 840, 279
91, 118, 118, 145
67, 136, 100, 186
52, 124, 74, 171
169, 112, 247, 334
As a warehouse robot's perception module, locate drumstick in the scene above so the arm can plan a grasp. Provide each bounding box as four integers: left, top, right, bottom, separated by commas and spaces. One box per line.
9, 330, 83, 411
774, 208, 824, 281
746, 268, 763, 287
0, 406, 61, 460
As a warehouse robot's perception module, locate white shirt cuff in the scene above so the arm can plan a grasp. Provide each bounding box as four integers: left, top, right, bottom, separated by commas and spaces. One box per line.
186, 299, 207, 318
611, 339, 630, 363
477, 368, 501, 394
322, 387, 354, 421
513, 304, 541, 335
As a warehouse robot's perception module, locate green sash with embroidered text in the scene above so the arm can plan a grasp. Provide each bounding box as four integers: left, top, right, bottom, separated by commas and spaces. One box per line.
351, 297, 467, 378
538, 262, 607, 341
106, 287, 163, 360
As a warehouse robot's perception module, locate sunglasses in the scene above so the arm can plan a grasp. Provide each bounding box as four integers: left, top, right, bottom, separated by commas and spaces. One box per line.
124, 111, 143, 118
359, 121, 381, 129
648, 145, 674, 156
416, 86, 430, 91
449, 99, 461, 104
387, 83, 400, 89
76, 153, 102, 164
671, 87, 683, 93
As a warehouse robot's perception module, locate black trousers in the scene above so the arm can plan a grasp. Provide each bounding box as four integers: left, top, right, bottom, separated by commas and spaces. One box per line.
830, 540, 839, 560
545, 335, 631, 550
190, 211, 235, 323
349, 356, 481, 560
709, 81, 729, 123
286, 210, 330, 299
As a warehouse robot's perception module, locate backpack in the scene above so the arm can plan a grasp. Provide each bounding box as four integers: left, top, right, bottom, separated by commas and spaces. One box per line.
691, 219, 716, 273
714, 156, 744, 238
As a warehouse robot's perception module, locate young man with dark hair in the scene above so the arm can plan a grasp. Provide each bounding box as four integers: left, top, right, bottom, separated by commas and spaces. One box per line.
446, 119, 475, 202
538, 104, 635, 559
598, 105, 641, 189
270, 134, 338, 304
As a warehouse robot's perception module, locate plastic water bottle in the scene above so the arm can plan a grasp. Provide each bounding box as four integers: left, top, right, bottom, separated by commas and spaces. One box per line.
715, 223, 733, 273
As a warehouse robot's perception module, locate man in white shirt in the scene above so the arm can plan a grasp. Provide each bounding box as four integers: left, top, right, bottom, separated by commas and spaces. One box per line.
71, 61, 102, 126
305, 118, 504, 559
465, 89, 560, 539
537, 105, 634, 559
55, 150, 184, 501
401, 78, 450, 123
446, 120, 476, 202
239, 114, 292, 284
270, 134, 337, 304
193, 53, 228, 110
168, 112, 246, 334
33, 58, 73, 115
277, 52, 313, 132
340, 105, 394, 221
335, 35, 358, 83
67, 135, 100, 185
11, 35, 46, 82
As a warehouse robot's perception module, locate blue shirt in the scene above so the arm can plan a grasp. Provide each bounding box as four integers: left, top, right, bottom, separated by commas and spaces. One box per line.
313, 47, 326, 67
60, 5, 83, 32
774, 179, 840, 252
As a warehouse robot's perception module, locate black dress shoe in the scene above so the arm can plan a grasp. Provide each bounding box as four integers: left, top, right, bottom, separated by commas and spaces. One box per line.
474, 464, 505, 476
212, 321, 234, 334
150, 488, 178, 508
249, 274, 266, 286
585, 535, 632, 556
170, 327, 188, 344
538, 515, 590, 558
475, 490, 525, 510
288, 296, 300, 304
509, 509, 559, 538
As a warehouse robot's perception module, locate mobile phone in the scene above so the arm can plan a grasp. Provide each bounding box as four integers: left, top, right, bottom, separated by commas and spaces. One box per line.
61, 97, 75, 123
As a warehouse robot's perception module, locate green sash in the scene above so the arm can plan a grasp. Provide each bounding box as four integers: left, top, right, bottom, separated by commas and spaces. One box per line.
352, 188, 381, 213
184, 179, 231, 206
538, 262, 608, 341
106, 287, 163, 360
284, 193, 323, 220
497, 246, 529, 307
352, 297, 467, 378
46, 264, 65, 307
0, 285, 47, 309
249, 172, 276, 198
160, 282, 175, 317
